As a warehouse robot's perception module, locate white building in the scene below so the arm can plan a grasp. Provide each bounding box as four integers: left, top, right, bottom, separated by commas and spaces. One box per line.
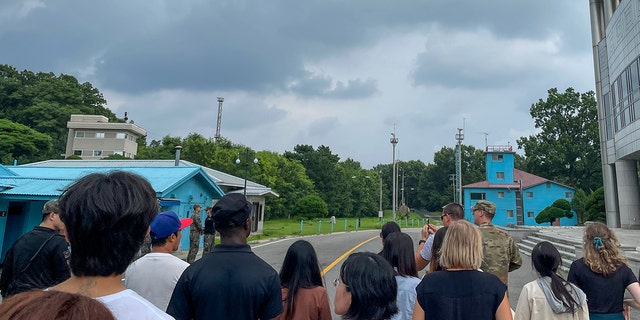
64, 114, 147, 159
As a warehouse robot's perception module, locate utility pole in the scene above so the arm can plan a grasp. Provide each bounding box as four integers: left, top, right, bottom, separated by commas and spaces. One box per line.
455, 128, 464, 204
215, 97, 224, 141
390, 130, 398, 221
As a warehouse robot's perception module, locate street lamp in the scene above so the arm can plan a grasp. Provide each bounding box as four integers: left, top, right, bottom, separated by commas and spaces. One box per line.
235, 149, 258, 196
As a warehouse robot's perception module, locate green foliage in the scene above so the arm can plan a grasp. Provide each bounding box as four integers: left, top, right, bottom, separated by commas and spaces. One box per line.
0, 119, 52, 163
0, 64, 119, 161
102, 154, 132, 160
584, 186, 606, 222
571, 189, 588, 224
516, 88, 602, 192
535, 198, 574, 224
294, 195, 328, 219
65, 155, 82, 160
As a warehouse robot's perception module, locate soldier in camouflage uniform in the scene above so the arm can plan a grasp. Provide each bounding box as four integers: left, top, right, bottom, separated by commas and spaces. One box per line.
472, 200, 522, 286
187, 204, 203, 263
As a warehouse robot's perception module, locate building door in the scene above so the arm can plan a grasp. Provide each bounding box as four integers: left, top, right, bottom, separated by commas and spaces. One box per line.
251, 202, 259, 232
515, 191, 524, 225
1, 202, 28, 262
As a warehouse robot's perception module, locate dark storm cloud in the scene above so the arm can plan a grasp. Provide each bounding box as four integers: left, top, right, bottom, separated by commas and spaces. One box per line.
288, 72, 378, 99
0, 0, 587, 96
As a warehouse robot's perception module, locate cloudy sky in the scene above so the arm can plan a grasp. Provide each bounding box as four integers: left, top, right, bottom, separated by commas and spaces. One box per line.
0, 1, 595, 168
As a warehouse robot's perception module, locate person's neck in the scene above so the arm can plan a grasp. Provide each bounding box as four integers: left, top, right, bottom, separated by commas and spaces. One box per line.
38, 221, 56, 231
51, 274, 125, 298
151, 245, 174, 254
220, 235, 248, 245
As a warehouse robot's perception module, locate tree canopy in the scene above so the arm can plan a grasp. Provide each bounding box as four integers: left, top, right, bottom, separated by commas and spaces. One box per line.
517, 88, 602, 192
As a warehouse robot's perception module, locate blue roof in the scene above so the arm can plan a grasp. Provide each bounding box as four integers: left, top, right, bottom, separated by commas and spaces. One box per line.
0, 166, 224, 198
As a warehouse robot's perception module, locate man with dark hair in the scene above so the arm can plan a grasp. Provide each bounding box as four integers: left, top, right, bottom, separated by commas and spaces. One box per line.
167, 193, 283, 320
187, 203, 203, 263
472, 199, 522, 286
51, 171, 172, 319
125, 211, 192, 311
0, 200, 70, 297
415, 202, 464, 271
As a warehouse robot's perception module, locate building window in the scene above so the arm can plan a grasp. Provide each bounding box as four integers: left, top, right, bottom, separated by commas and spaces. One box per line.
546, 182, 551, 188
566, 192, 573, 198
527, 211, 534, 218
73, 150, 82, 156
492, 154, 504, 161
496, 172, 504, 179
526, 192, 533, 198
95, 132, 105, 139
506, 210, 514, 218
470, 193, 486, 200
93, 150, 102, 156
497, 192, 505, 198
75, 131, 85, 138
116, 133, 128, 139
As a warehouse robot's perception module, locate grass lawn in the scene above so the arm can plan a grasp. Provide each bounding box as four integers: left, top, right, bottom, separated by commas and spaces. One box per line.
247, 210, 442, 242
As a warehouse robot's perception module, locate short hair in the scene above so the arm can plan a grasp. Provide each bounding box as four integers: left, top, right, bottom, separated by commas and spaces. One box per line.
150, 231, 179, 247
193, 203, 201, 210
381, 232, 417, 277
279, 240, 323, 319
380, 221, 401, 240
439, 220, 483, 270
0, 290, 115, 320
340, 252, 398, 320
41, 199, 60, 221
58, 171, 158, 276
205, 206, 212, 211
583, 221, 627, 276
442, 202, 464, 220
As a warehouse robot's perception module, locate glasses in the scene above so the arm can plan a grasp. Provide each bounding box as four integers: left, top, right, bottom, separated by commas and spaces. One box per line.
333, 278, 348, 288
441, 213, 449, 219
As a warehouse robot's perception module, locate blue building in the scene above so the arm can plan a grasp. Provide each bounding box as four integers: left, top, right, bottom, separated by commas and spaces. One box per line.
0, 165, 225, 261
462, 146, 576, 226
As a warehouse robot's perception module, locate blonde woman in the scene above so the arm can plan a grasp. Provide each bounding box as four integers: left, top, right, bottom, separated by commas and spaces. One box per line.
568, 222, 640, 320
412, 220, 512, 320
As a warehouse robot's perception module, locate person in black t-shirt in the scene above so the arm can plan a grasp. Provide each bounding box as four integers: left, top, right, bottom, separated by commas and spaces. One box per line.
202, 206, 215, 254
0, 200, 70, 297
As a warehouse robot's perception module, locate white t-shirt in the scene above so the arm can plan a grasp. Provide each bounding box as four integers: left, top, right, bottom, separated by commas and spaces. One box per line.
124, 252, 189, 312
96, 289, 174, 320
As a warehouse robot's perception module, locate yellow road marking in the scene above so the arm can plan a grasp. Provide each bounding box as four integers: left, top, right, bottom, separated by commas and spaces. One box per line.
321, 236, 379, 276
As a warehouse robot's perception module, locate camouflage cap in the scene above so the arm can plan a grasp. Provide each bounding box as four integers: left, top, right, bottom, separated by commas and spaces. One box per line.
471, 200, 496, 215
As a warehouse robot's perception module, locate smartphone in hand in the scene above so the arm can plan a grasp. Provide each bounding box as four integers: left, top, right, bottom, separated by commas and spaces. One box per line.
427, 217, 430, 225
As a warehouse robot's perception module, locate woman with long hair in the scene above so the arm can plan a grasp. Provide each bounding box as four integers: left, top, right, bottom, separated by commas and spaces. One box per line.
514, 241, 588, 319
568, 222, 640, 320
412, 220, 512, 320
277, 240, 331, 320
334, 252, 398, 320
428, 226, 448, 273
381, 232, 421, 320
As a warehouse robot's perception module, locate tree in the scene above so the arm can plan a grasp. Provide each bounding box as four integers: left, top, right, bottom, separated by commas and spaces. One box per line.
0, 119, 52, 164
517, 88, 602, 192
0, 64, 119, 162
294, 195, 328, 219
584, 186, 606, 222
571, 189, 588, 224
535, 199, 574, 225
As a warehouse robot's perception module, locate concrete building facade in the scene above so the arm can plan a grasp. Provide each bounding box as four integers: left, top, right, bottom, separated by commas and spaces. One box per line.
64, 114, 146, 159
589, 0, 640, 229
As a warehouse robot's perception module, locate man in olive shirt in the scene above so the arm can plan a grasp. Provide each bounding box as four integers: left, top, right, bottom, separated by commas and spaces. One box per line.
472, 200, 522, 286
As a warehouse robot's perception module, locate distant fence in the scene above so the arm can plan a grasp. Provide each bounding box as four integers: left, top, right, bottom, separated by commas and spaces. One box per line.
296, 218, 430, 235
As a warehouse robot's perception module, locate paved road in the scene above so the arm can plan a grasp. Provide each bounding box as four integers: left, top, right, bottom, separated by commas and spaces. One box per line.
250, 229, 537, 319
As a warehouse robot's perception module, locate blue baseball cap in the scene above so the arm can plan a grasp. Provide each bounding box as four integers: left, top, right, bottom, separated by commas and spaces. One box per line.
150, 211, 193, 239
